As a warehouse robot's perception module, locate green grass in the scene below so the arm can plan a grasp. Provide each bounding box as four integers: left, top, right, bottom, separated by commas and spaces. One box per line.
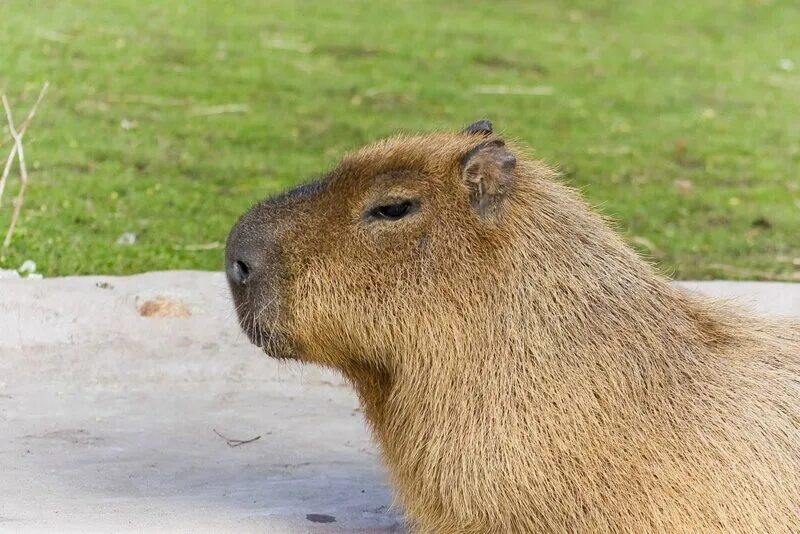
1, 0, 798, 279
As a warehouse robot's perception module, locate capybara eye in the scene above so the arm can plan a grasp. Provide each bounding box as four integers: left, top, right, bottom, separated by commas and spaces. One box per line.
369, 200, 417, 221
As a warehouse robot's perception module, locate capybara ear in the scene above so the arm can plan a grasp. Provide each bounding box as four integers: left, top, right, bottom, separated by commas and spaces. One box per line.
460, 140, 516, 218
461, 119, 493, 136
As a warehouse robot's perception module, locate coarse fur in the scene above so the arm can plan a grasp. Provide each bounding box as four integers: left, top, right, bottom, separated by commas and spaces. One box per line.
226, 124, 800, 533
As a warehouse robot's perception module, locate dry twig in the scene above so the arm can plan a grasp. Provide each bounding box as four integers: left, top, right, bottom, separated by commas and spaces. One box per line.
1, 82, 49, 248
213, 428, 261, 448
189, 103, 249, 117
0, 83, 49, 201
173, 241, 224, 251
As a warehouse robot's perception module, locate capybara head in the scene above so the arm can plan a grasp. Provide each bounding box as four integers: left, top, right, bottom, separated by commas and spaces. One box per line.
227, 121, 800, 532
226, 120, 547, 371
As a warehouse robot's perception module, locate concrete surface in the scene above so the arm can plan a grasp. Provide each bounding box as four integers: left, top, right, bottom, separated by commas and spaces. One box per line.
1, 272, 798, 533
1, 272, 398, 534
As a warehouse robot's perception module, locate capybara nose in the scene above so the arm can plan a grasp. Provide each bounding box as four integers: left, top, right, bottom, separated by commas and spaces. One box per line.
225, 229, 260, 287
228, 258, 251, 285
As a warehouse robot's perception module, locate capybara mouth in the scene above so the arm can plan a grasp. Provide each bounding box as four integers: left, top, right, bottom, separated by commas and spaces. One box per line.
243, 324, 297, 360
262, 346, 297, 360
229, 297, 290, 358
260, 341, 298, 361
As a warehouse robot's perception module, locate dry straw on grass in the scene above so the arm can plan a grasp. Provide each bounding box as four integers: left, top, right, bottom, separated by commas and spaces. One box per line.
1, 82, 49, 248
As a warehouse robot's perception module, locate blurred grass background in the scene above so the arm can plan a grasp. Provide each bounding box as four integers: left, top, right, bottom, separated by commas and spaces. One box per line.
0, 0, 798, 279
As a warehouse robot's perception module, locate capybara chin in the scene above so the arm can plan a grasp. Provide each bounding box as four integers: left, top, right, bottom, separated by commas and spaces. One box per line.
226, 120, 800, 533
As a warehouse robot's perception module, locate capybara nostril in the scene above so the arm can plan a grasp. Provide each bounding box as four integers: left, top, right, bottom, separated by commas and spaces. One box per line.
228, 259, 251, 285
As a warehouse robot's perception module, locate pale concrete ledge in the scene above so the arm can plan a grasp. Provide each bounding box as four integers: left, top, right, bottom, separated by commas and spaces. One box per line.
1, 271, 798, 533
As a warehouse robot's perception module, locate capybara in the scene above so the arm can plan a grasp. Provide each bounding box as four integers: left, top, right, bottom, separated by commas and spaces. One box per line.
226, 120, 800, 533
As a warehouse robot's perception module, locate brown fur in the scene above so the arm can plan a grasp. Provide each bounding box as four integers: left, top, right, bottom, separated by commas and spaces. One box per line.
226, 125, 800, 533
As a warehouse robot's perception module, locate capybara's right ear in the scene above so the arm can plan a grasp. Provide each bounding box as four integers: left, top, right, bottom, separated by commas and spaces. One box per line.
460, 140, 516, 218
461, 119, 493, 136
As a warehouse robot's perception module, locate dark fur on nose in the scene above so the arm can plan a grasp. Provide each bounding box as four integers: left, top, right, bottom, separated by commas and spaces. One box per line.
226, 245, 257, 286
226, 178, 327, 289
225, 219, 264, 288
